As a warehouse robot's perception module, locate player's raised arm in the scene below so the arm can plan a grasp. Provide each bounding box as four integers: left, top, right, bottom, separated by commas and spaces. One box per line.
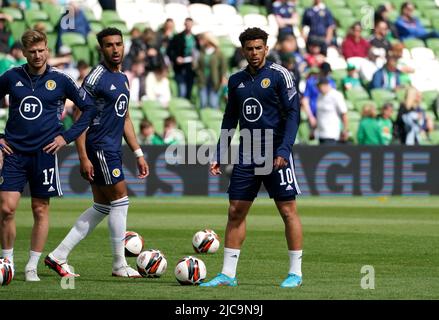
123, 110, 149, 179
275, 68, 301, 165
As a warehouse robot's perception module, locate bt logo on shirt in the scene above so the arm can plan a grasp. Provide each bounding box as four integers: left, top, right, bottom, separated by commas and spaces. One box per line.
19, 96, 43, 120
114, 94, 128, 117
242, 97, 263, 122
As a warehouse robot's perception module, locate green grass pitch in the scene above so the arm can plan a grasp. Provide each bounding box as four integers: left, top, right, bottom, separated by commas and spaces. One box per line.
1, 196, 439, 300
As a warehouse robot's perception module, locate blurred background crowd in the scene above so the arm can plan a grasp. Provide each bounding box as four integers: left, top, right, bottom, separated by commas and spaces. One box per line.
1, 0, 439, 146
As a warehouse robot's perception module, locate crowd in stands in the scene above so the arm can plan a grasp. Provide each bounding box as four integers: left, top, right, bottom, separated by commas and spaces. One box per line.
0, 0, 438, 146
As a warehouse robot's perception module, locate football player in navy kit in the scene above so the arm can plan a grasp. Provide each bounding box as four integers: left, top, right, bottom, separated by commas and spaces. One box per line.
201, 28, 303, 288
45, 28, 149, 278
0, 30, 97, 281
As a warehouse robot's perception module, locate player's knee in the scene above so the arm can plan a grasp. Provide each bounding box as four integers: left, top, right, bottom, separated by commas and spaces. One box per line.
228, 205, 247, 222
0, 204, 16, 219
31, 204, 49, 221
279, 208, 297, 222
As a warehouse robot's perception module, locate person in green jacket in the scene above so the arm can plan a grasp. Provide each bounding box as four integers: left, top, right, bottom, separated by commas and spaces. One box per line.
138, 119, 164, 145
0, 42, 26, 75
377, 102, 394, 145
357, 103, 384, 145
195, 32, 228, 109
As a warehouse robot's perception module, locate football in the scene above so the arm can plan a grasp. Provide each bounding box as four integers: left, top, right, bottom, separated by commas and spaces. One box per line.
136, 249, 167, 278
0, 258, 14, 286
174, 256, 207, 285
124, 231, 144, 257
192, 229, 220, 253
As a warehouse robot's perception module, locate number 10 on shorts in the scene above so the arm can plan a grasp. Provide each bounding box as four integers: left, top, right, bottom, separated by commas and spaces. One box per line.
278, 168, 294, 186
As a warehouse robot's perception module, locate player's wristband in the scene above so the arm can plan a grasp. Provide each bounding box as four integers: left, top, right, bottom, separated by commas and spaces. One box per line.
0, 133, 5, 139
134, 148, 144, 158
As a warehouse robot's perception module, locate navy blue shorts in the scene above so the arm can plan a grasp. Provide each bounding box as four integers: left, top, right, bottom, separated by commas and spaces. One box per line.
0, 150, 62, 198
228, 155, 301, 202
86, 146, 125, 186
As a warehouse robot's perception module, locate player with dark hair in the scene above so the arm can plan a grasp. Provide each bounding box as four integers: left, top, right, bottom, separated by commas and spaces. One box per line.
0, 29, 97, 281
45, 28, 149, 278
200, 28, 303, 288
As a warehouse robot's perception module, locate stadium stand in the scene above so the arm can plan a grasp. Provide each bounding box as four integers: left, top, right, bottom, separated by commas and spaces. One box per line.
0, 0, 438, 145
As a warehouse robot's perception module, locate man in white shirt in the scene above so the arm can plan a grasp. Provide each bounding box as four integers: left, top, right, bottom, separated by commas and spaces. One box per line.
316, 77, 349, 144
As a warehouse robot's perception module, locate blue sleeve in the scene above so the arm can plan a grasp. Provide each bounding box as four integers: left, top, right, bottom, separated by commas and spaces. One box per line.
394, 18, 408, 39
215, 78, 239, 163
61, 76, 97, 144
275, 71, 300, 160
303, 78, 312, 98
414, 18, 426, 37
370, 70, 382, 90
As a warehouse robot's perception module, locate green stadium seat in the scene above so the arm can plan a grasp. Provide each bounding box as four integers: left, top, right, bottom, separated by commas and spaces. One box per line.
204, 118, 222, 133
403, 38, 425, 50
1, 7, 23, 20
419, 17, 432, 29
238, 4, 260, 15
108, 21, 129, 34
389, 0, 406, 11
71, 45, 91, 65
89, 21, 104, 34
326, 0, 347, 9
180, 120, 205, 142
370, 88, 396, 106
300, 0, 314, 8
354, 99, 377, 112
415, 0, 437, 11
142, 99, 163, 110
348, 120, 360, 143
345, 87, 370, 102
29, 2, 40, 10
7, 20, 26, 44
61, 32, 86, 46
395, 87, 408, 102
101, 10, 121, 23
40, 2, 63, 26
331, 8, 353, 21
101, 10, 127, 29
145, 108, 170, 121
82, 7, 98, 22
368, 0, 385, 9
427, 130, 439, 144
46, 32, 57, 54
331, 69, 347, 91
169, 97, 193, 111
173, 109, 199, 121
337, 16, 357, 30
346, 0, 368, 10
422, 9, 439, 21
24, 10, 49, 28
129, 108, 144, 120
347, 110, 361, 122
421, 90, 439, 108
200, 108, 223, 123
148, 118, 164, 136
426, 38, 439, 51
